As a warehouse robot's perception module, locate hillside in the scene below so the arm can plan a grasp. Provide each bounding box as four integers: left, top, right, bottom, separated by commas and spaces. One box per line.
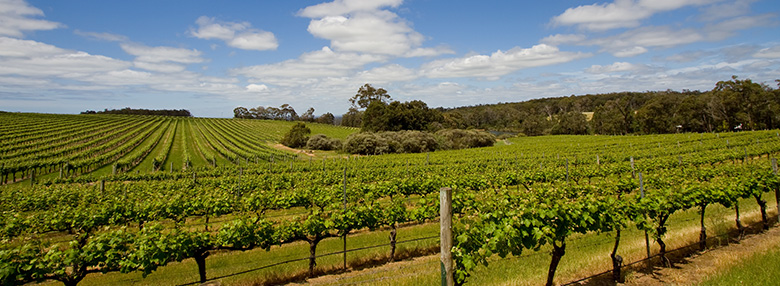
0, 112, 357, 182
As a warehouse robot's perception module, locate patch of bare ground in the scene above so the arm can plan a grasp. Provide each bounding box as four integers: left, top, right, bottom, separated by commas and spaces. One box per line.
272, 144, 316, 157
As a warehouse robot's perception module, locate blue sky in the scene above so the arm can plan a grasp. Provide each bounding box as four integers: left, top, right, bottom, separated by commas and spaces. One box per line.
1, 0, 778, 117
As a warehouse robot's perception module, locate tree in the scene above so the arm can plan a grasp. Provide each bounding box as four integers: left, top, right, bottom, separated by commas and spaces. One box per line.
316, 112, 335, 125
551, 111, 588, 135
350, 84, 391, 110
591, 98, 635, 135
280, 104, 298, 121
300, 107, 316, 122
280, 123, 311, 148
361, 100, 443, 132
520, 114, 551, 136
712, 76, 773, 130
341, 107, 363, 127
635, 93, 680, 134
233, 107, 251, 119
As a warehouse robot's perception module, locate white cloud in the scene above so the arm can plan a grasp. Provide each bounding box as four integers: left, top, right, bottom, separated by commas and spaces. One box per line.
300, 0, 450, 57
121, 44, 203, 64
120, 43, 204, 73
419, 44, 591, 79
699, 0, 757, 22
230, 46, 386, 86
74, 30, 128, 42
297, 0, 403, 18
551, 0, 718, 31
355, 64, 418, 83
0, 37, 130, 77
663, 50, 711, 63
246, 83, 269, 92
613, 46, 648, 57
754, 46, 780, 59
585, 62, 646, 73
0, 0, 62, 37
540, 34, 587, 46
703, 13, 777, 41
190, 16, 278, 51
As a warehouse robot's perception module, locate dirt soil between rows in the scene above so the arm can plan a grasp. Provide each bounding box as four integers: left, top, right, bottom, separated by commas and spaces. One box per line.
287, 222, 780, 286
617, 225, 780, 286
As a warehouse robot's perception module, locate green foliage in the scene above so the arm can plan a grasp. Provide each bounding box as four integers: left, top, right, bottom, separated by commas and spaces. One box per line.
361, 100, 443, 132
343, 133, 391, 155
280, 123, 311, 148
306, 134, 342, 151
350, 83, 392, 110
551, 111, 588, 135
435, 129, 496, 149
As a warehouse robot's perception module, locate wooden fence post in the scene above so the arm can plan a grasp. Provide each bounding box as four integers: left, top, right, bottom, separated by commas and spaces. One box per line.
773, 158, 779, 224
440, 187, 454, 286
638, 173, 650, 259
343, 167, 348, 270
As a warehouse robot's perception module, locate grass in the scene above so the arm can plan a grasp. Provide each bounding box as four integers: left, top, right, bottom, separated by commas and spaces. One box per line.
698, 241, 780, 286
296, 194, 778, 286
65, 222, 439, 286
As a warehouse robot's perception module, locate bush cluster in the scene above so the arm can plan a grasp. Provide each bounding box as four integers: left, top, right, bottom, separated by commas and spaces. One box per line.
306, 134, 342, 151
343, 129, 495, 155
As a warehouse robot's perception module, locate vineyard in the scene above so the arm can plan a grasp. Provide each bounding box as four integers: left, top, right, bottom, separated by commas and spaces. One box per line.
1, 112, 780, 285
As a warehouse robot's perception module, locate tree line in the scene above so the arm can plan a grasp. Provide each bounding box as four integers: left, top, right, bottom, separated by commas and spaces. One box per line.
81, 108, 192, 117
443, 76, 780, 135
233, 104, 334, 125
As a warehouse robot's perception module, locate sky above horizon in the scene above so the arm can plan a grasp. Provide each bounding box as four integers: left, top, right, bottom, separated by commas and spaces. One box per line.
1, 0, 779, 117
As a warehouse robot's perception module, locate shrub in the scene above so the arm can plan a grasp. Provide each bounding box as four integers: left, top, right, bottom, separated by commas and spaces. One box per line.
280, 123, 311, 148
343, 133, 391, 155
435, 129, 496, 149
306, 134, 342, 150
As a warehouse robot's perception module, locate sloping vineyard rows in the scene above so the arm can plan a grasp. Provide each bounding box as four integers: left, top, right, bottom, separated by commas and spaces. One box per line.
1, 124, 779, 285
0, 114, 338, 184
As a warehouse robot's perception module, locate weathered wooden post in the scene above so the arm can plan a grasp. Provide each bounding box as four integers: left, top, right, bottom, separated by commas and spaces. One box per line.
342, 167, 348, 270
773, 158, 779, 224
640, 173, 650, 260
440, 187, 454, 286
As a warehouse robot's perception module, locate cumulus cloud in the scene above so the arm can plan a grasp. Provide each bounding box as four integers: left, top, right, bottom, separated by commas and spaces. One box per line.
419, 44, 591, 79
540, 34, 587, 46
0, 37, 130, 77
585, 62, 646, 73
0, 0, 62, 37
190, 16, 278, 51
246, 83, 269, 92
355, 64, 418, 83
231, 46, 387, 86
298, 0, 402, 18
299, 0, 451, 57
120, 43, 204, 73
551, 0, 718, 31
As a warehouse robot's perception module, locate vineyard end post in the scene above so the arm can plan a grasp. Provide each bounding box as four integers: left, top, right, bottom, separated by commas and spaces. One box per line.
773, 158, 779, 224
639, 173, 650, 260
440, 187, 454, 286
343, 166, 347, 270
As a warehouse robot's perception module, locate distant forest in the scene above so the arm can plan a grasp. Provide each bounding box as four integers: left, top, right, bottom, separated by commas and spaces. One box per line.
82, 108, 192, 117
234, 77, 780, 136
441, 76, 780, 135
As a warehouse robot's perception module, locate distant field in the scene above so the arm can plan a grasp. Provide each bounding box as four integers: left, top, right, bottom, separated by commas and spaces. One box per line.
0, 112, 357, 182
